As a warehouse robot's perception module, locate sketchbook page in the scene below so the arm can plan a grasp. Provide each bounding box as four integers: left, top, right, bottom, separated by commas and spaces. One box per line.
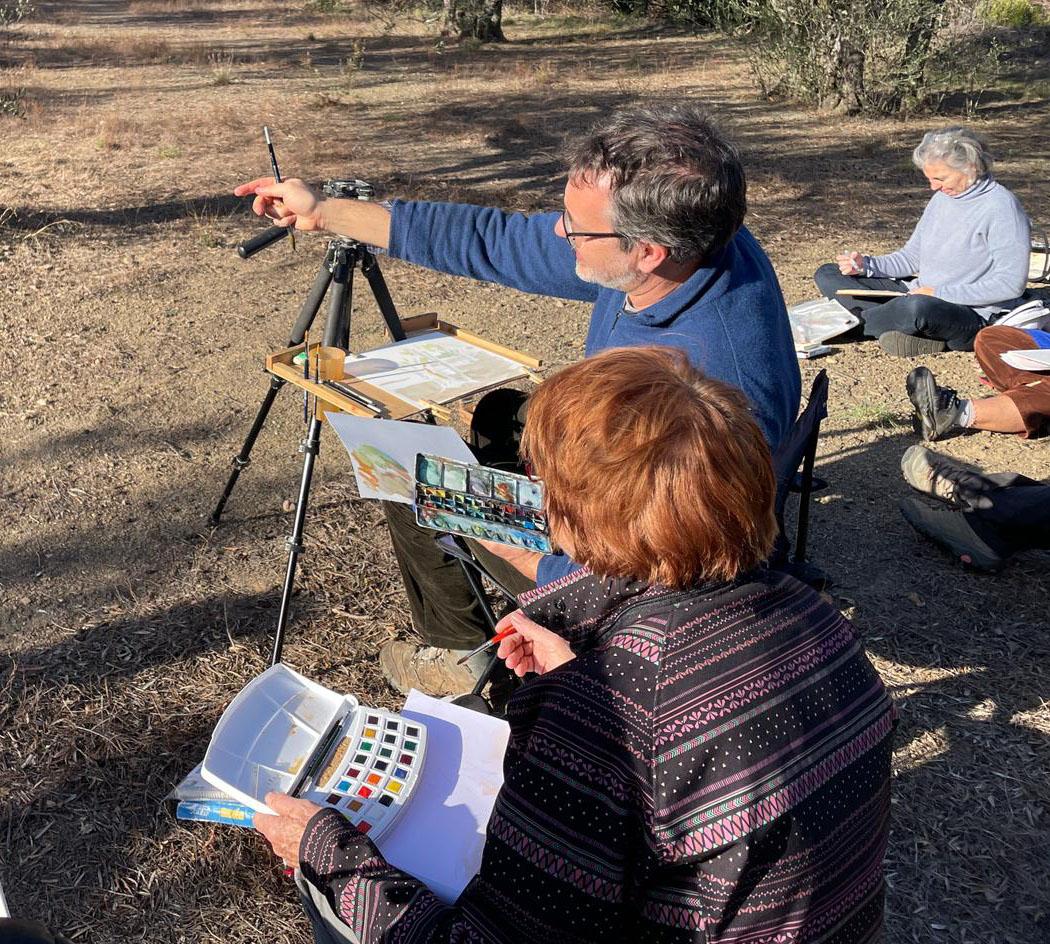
328, 414, 476, 503
1001, 348, 1050, 371
788, 297, 860, 346
376, 691, 510, 904
170, 762, 233, 802
344, 331, 529, 407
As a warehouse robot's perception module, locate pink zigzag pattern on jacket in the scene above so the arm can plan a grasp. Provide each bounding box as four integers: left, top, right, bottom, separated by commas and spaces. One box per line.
660, 595, 832, 686
608, 631, 661, 663
337, 855, 387, 933
661, 711, 895, 856
654, 624, 856, 749
489, 812, 624, 902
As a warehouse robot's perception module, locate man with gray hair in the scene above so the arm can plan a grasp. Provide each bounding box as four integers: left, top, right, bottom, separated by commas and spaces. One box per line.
815, 126, 1030, 356
236, 103, 800, 695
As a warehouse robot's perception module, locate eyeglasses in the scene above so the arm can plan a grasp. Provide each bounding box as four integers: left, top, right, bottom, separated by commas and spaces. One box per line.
560, 209, 625, 247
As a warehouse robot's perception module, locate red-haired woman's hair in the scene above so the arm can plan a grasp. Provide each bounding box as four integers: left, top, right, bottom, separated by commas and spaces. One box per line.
521, 346, 777, 587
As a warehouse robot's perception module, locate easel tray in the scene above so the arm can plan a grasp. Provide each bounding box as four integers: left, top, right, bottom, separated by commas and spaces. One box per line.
266, 313, 541, 421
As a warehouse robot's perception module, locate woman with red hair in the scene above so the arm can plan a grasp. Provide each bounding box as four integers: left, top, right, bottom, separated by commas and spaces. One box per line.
257, 347, 895, 944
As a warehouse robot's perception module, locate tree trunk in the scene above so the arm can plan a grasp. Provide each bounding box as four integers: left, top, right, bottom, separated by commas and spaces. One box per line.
443, 0, 506, 42
821, 29, 866, 113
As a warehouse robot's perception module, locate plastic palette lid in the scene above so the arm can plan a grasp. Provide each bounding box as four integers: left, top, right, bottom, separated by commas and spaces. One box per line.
202, 663, 357, 813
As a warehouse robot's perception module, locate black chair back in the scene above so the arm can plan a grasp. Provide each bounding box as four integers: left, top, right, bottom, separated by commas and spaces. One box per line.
771, 369, 829, 566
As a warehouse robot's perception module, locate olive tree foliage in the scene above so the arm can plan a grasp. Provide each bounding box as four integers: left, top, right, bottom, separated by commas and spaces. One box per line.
0, 0, 34, 27
721, 0, 975, 113
601, 0, 992, 115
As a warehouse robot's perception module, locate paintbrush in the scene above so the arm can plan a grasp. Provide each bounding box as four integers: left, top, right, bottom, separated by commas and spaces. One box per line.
263, 125, 295, 252
455, 625, 518, 665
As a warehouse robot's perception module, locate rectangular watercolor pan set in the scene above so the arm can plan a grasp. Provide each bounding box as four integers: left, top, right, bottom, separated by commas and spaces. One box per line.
201, 664, 426, 843
413, 453, 552, 553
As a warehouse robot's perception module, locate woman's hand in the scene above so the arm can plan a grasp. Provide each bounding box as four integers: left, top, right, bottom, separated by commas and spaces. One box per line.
234, 177, 327, 232
909, 285, 935, 296
496, 610, 575, 677
835, 251, 865, 276
475, 539, 542, 581
254, 791, 324, 866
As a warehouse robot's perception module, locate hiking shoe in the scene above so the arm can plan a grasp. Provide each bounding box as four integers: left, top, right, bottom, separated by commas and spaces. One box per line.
900, 445, 995, 508
906, 366, 964, 441
899, 499, 1003, 571
379, 642, 479, 697
879, 331, 947, 357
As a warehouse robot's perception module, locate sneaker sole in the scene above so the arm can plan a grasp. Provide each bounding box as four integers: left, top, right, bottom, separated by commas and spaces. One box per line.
906, 368, 940, 442
880, 331, 947, 357
899, 500, 1003, 571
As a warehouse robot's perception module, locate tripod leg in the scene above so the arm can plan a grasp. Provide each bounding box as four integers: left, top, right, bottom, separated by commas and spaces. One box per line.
211, 374, 285, 524
288, 251, 335, 346
361, 250, 406, 341
271, 415, 323, 665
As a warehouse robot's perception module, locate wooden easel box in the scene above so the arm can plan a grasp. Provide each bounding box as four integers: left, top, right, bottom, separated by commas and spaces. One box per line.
265, 313, 541, 421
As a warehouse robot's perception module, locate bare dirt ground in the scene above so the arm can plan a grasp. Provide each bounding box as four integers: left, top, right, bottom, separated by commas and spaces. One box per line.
1, 3, 1048, 942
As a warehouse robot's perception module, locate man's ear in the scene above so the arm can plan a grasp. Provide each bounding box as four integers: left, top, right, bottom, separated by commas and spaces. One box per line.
634, 240, 670, 274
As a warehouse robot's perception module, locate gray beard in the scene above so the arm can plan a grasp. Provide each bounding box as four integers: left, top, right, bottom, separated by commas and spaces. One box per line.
575, 261, 638, 292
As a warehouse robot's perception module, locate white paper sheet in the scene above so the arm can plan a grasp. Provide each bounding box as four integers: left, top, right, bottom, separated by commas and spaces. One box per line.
327, 413, 476, 503
1000, 348, 1050, 372
787, 297, 860, 347
376, 691, 510, 904
344, 331, 530, 407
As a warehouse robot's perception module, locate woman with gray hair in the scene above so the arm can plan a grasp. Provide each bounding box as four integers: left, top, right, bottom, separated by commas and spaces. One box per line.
815, 126, 1030, 356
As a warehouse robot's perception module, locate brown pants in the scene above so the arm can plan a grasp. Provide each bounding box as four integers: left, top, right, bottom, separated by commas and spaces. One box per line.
973, 325, 1050, 438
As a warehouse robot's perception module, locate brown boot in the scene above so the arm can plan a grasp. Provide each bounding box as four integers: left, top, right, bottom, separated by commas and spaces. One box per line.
379, 641, 478, 697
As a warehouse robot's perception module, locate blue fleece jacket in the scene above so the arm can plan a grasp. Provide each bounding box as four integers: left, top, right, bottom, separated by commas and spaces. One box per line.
387, 200, 801, 585
864, 176, 1030, 318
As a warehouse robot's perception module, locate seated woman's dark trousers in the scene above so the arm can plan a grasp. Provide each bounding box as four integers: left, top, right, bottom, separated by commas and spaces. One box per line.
814, 263, 985, 350
813, 262, 910, 313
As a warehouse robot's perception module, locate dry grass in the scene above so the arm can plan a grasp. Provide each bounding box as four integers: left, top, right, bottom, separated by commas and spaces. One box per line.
0, 3, 1048, 944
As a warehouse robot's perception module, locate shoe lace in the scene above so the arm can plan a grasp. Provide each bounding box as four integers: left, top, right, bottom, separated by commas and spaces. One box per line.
934, 385, 961, 413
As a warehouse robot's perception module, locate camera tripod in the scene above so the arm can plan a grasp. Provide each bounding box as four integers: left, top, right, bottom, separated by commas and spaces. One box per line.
211, 180, 406, 665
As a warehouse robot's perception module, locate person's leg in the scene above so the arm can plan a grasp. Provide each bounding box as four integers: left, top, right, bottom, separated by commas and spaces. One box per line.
467, 540, 538, 598
864, 295, 984, 352
382, 501, 489, 651
812, 263, 909, 314
970, 396, 1026, 434
964, 481, 1050, 557
974, 326, 1050, 438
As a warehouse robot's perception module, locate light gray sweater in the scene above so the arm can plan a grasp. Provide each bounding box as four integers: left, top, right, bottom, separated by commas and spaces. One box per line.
864, 176, 1030, 318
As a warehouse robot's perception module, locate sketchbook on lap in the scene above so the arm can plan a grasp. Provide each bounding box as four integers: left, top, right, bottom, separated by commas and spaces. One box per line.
170, 667, 509, 903
1000, 348, 1050, 372
835, 288, 906, 298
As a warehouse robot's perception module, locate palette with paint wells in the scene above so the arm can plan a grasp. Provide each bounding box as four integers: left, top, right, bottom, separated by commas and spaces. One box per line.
413, 453, 552, 553
201, 664, 426, 843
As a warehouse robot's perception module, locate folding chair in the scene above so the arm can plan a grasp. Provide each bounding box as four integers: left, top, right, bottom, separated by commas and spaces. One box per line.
434, 534, 521, 715
770, 369, 830, 579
